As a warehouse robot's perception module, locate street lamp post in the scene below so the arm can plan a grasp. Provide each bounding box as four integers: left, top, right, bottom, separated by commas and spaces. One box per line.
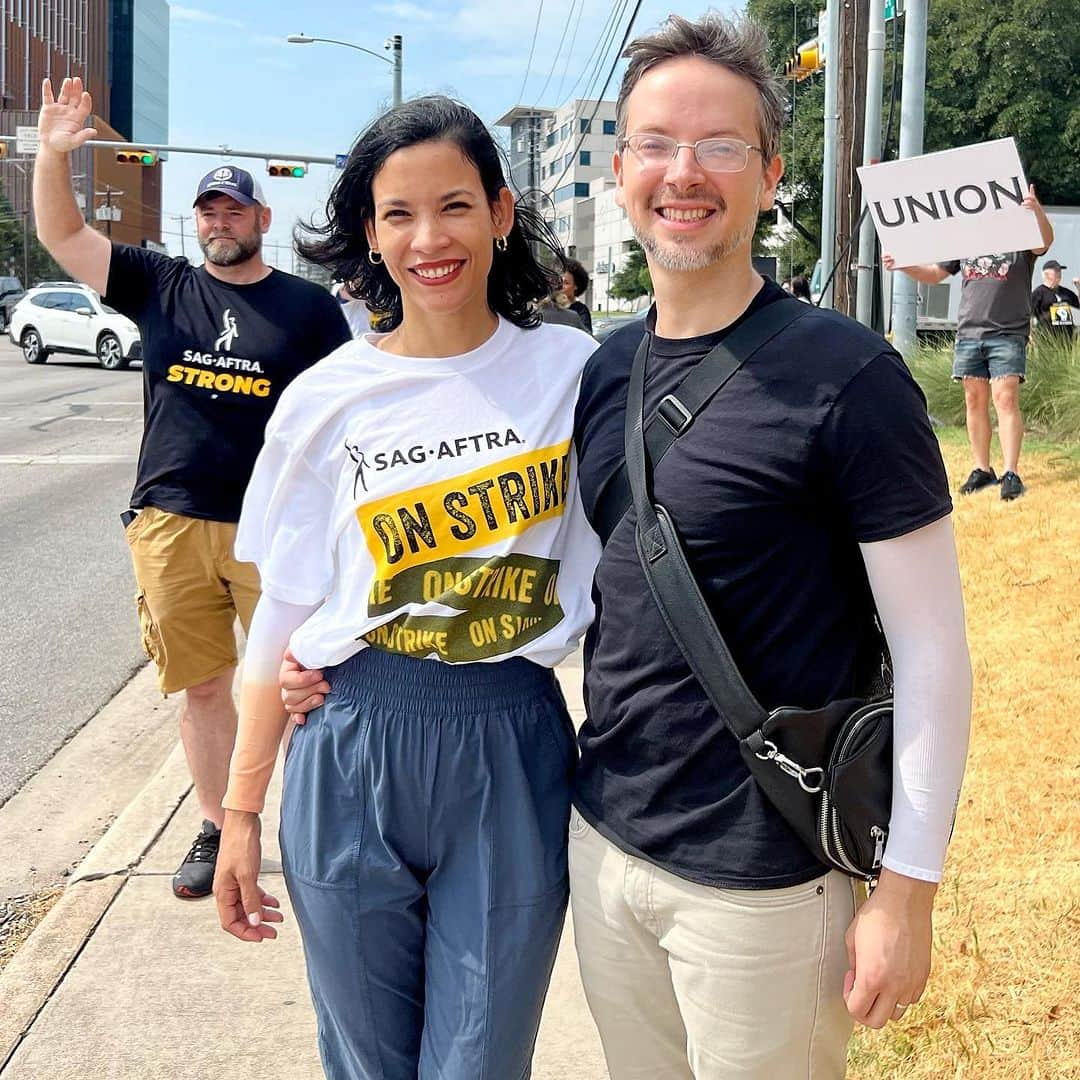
287, 33, 402, 107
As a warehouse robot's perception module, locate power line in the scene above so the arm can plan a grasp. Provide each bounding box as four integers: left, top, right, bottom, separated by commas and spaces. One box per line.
537, 0, 629, 176
516, 0, 548, 105
553, 0, 588, 104
543, 0, 642, 199
560, 0, 627, 107
533, 0, 582, 106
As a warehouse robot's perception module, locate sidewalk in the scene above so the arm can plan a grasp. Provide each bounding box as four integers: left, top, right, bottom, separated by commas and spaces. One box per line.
0, 659, 610, 1079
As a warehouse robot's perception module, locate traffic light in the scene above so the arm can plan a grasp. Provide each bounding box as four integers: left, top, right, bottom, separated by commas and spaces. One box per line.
115, 149, 156, 165
267, 162, 307, 178
784, 39, 823, 81
116, 149, 158, 166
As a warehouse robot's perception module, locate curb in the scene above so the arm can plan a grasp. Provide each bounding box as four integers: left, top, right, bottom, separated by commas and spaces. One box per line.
0, 741, 191, 1070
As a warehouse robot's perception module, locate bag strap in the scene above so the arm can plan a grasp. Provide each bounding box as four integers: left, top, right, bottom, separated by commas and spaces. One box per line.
624, 329, 772, 740
593, 298, 810, 544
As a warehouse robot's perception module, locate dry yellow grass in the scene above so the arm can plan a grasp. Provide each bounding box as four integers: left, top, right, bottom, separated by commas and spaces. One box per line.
848, 435, 1080, 1079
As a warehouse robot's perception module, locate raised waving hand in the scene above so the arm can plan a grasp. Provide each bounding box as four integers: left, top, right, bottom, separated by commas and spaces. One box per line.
39, 76, 98, 154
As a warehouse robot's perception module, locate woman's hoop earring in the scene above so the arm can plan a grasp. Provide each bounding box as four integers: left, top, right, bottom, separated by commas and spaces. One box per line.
495, 235, 508, 253
367, 249, 383, 265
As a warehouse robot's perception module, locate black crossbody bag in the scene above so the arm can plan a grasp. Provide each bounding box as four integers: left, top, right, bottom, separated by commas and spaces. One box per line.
615, 299, 893, 882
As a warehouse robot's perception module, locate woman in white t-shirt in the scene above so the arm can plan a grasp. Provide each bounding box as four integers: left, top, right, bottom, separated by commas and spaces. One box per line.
213, 97, 599, 1080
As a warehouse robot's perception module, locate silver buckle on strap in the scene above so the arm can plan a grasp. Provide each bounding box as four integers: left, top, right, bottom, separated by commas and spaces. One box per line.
753, 740, 825, 794
657, 394, 693, 436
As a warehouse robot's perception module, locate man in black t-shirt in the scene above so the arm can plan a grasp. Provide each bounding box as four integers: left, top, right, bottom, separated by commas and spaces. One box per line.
34, 77, 350, 902
1031, 259, 1079, 342
565, 15, 971, 1077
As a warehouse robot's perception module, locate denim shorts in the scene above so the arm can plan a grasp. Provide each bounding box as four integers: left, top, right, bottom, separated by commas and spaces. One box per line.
952, 335, 1027, 382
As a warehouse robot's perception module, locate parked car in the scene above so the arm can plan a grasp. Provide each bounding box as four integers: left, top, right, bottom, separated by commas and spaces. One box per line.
593, 307, 648, 345
9, 282, 141, 370
0, 275, 25, 333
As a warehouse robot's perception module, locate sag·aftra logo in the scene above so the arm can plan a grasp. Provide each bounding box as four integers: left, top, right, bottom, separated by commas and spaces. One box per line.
214, 308, 239, 352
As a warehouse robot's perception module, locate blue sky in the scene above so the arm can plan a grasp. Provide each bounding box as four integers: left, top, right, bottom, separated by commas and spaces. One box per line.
162, 0, 732, 265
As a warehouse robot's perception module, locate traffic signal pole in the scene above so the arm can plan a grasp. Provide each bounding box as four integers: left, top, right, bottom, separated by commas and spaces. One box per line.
891, 0, 928, 357
855, 0, 886, 327
818, 1, 841, 309
0, 135, 338, 168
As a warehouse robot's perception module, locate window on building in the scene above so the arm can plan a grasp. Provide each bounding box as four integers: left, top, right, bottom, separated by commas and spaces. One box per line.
580, 151, 591, 166
546, 131, 557, 148
579, 119, 591, 134
565, 153, 574, 169
561, 123, 570, 140
575, 182, 589, 197
602, 120, 617, 135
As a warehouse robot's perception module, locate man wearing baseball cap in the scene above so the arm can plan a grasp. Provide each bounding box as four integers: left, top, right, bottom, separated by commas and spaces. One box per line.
32, 77, 351, 900
1031, 259, 1079, 343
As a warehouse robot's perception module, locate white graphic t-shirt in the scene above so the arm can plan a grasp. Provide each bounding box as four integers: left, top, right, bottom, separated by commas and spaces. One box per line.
236, 317, 601, 669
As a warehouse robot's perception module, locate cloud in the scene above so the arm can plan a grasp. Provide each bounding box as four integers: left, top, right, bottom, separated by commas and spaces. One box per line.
170, 5, 244, 29
374, 2, 437, 22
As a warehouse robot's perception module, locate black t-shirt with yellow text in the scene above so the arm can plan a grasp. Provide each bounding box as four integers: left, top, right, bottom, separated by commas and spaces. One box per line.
105, 244, 350, 522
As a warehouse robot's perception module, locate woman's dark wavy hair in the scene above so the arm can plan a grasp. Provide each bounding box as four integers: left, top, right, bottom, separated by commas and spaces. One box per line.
296, 96, 562, 332
562, 257, 590, 298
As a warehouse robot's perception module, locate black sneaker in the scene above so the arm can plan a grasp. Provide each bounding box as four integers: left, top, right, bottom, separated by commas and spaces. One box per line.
1000, 471, 1025, 501
959, 468, 998, 495
172, 819, 220, 899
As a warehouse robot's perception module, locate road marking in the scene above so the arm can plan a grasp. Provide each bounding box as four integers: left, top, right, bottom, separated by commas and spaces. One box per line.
58, 415, 138, 423
0, 454, 136, 465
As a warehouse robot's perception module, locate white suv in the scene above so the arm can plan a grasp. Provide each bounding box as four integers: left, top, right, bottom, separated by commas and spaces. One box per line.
10, 283, 142, 370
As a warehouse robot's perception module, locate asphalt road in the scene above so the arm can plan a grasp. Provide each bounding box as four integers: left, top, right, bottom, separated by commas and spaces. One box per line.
0, 338, 147, 806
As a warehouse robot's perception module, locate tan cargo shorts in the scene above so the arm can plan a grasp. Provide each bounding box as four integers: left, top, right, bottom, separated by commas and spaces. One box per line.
124, 507, 261, 695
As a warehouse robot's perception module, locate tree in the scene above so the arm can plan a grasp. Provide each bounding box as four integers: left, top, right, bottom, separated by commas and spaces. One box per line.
609, 239, 652, 302
0, 184, 65, 285
923, 0, 1080, 205
747, 0, 1080, 242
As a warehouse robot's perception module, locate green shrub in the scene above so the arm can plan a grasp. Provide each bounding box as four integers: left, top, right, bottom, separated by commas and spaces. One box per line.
908, 334, 1080, 443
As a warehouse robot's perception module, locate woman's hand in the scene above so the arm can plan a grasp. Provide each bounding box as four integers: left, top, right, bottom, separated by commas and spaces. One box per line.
213, 810, 284, 942
280, 647, 330, 725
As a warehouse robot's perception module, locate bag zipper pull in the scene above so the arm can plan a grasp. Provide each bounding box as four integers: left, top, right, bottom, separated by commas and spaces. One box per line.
870, 825, 886, 869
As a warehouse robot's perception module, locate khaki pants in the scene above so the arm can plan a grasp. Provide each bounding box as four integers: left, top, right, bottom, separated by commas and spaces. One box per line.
568, 809, 856, 1079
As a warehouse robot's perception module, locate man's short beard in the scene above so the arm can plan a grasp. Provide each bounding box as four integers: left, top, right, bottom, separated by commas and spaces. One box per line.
199, 231, 262, 267
633, 212, 758, 273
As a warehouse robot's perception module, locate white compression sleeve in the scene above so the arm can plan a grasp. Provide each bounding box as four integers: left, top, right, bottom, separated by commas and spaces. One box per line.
222, 594, 320, 813
242, 594, 320, 685
859, 516, 972, 882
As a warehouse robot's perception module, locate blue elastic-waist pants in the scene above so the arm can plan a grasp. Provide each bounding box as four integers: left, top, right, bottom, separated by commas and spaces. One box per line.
279, 647, 575, 1080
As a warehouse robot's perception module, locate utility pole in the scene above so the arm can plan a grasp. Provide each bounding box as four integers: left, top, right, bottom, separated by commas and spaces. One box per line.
388, 34, 403, 107
95, 184, 122, 239
856, 0, 887, 327
833, 0, 868, 317
170, 214, 189, 258
892, 0, 928, 357
818, 1, 841, 309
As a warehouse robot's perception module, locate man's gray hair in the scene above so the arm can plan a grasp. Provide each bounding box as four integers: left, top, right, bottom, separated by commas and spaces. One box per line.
615, 12, 784, 163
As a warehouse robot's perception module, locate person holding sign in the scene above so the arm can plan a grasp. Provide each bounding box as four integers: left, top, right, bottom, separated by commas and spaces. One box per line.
212, 97, 599, 1079
1031, 259, 1078, 343
884, 186, 1054, 501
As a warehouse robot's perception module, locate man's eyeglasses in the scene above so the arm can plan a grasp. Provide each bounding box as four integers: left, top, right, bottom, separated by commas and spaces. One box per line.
619, 134, 764, 174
